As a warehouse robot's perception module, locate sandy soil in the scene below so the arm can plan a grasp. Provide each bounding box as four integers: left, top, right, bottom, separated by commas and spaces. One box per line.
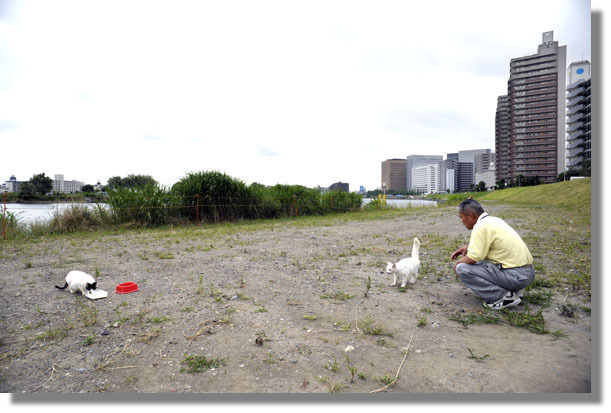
0, 204, 591, 394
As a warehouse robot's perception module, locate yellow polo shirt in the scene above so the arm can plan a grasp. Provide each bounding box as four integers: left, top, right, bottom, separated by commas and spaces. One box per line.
467, 212, 533, 268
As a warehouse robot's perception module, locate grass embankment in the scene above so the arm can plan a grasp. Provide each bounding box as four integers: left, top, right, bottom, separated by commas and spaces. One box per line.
430, 178, 591, 213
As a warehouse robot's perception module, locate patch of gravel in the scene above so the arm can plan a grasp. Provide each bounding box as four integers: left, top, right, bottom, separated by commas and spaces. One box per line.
0, 205, 591, 393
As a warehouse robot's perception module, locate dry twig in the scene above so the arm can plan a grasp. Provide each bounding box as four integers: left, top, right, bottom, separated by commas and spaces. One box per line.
106, 365, 154, 371
182, 320, 213, 343
45, 364, 60, 383
370, 333, 415, 393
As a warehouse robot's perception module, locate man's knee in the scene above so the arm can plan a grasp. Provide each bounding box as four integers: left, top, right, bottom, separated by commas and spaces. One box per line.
455, 263, 473, 280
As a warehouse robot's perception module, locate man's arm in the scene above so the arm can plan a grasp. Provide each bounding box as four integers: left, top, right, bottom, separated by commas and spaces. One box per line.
450, 244, 469, 260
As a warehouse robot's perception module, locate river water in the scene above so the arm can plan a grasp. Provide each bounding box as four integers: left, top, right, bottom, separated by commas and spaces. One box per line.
1, 203, 108, 224
2, 198, 436, 224
362, 198, 437, 208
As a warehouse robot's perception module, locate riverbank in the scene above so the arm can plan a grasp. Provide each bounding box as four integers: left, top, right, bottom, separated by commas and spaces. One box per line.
0, 202, 591, 394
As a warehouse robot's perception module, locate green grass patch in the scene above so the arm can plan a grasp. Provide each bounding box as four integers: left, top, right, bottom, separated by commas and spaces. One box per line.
449, 311, 501, 326
359, 317, 393, 337
180, 354, 226, 373
320, 291, 355, 301
502, 306, 547, 334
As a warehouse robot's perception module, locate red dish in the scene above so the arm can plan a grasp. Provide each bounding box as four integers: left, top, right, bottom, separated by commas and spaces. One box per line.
115, 282, 138, 294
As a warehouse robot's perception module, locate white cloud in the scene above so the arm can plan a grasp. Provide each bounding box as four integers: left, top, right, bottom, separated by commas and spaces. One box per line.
0, 0, 592, 190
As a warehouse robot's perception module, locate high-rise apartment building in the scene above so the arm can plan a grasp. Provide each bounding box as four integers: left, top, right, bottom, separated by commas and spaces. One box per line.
381, 159, 407, 192
566, 60, 591, 170
406, 155, 443, 191
496, 31, 567, 184
495, 95, 511, 182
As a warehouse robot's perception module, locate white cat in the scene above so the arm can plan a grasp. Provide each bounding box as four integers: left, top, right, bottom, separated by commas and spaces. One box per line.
55, 270, 98, 296
386, 237, 421, 288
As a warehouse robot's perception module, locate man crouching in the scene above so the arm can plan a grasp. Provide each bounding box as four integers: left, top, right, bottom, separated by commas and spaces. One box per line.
451, 199, 535, 310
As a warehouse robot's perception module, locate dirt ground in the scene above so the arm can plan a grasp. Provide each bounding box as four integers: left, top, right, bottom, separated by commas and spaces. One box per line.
0, 204, 591, 394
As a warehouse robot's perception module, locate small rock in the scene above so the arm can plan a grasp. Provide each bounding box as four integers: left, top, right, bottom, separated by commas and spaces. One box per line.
100, 330, 110, 336
449, 353, 455, 358
344, 345, 354, 353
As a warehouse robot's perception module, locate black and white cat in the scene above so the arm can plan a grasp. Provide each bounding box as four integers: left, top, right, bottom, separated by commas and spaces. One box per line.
55, 270, 97, 296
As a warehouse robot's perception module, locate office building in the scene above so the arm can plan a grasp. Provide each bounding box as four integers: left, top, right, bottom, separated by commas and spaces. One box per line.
440, 158, 458, 193
566, 60, 591, 170
3, 175, 24, 193
329, 182, 349, 192
457, 162, 475, 192
454, 149, 490, 190
381, 159, 407, 192
412, 163, 441, 195
446, 153, 459, 162
474, 152, 495, 174
496, 31, 567, 184
475, 169, 496, 190
458, 149, 490, 164
53, 174, 85, 194
406, 155, 443, 191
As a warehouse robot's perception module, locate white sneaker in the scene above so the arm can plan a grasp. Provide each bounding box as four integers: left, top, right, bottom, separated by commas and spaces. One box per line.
504, 290, 524, 301
484, 296, 521, 310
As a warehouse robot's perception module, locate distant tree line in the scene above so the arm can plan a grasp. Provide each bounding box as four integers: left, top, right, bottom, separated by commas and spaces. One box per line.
105, 170, 364, 227
106, 175, 158, 191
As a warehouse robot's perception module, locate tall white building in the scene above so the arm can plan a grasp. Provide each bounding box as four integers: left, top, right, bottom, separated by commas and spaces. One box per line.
53, 174, 65, 193
412, 163, 441, 195
406, 155, 443, 191
475, 169, 496, 190
4, 176, 23, 193
53, 174, 84, 194
445, 169, 455, 193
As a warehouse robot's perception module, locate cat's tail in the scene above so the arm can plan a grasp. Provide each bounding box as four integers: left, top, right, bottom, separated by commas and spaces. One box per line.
55, 282, 68, 290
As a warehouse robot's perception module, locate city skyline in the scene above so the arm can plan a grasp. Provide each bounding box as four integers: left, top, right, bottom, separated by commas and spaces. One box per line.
0, 0, 592, 191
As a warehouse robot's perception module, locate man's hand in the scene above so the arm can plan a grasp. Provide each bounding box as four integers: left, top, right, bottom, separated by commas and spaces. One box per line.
451, 246, 468, 260
453, 253, 477, 275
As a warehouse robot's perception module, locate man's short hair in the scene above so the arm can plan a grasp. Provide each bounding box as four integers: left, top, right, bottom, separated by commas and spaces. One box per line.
458, 199, 485, 216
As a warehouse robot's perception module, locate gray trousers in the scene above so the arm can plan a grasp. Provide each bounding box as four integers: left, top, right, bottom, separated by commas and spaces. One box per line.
455, 261, 535, 303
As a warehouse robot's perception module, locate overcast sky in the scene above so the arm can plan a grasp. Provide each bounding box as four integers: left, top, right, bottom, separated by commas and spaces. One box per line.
0, 0, 592, 191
